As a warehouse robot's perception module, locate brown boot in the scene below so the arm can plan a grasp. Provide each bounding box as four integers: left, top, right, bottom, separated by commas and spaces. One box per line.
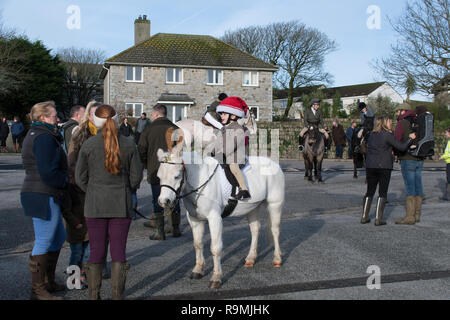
86, 262, 104, 300
111, 261, 130, 300
29, 254, 64, 300
45, 250, 65, 292
149, 212, 165, 240
414, 196, 423, 223
395, 196, 416, 225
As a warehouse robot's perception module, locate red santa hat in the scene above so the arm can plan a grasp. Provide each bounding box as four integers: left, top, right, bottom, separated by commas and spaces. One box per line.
216, 97, 248, 118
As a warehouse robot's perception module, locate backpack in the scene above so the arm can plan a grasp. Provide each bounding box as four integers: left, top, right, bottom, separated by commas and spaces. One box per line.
407, 112, 435, 158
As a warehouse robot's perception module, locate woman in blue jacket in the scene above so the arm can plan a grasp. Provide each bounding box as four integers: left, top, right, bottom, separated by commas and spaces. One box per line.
21, 101, 68, 300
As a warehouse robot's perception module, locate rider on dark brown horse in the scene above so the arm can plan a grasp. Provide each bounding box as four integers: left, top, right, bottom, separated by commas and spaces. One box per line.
299, 99, 330, 152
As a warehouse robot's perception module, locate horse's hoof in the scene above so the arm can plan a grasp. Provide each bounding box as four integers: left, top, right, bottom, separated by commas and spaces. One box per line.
244, 261, 254, 268
209, 281, 221, 289
190, 272, 203, 280
273, 261, 282, 268
304, 176, 308, 180
353, 176, 358, 179
318, 181, 324, 184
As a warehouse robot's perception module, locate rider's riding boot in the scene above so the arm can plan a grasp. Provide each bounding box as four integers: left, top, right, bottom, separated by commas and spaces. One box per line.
374, 197, 387, 226
395, 196, 416, 225
170, 210, 182, 237
45, 250, 65, 293
360, 196, 372, 224
149, 212, 166, 240
414, 196, 423, 223
298, 135, 305, 152
230, 163, 251, 200
111, 261, 130, 300
143, 211, 157, 228
29, 254, 64, 300
86, 262, 104, 300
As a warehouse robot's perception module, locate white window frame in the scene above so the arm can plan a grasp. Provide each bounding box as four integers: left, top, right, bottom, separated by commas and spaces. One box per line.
125, 103, 144, 118
242, 71, 259, 87
166, 68, 184, 84
166, 105, 188, 123
125, 66, 144, 83
249, 106, 260, 121
206, 69, 224, 85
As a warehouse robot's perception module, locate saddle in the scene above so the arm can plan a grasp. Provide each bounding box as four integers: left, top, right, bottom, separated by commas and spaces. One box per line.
219, 161, 251, 219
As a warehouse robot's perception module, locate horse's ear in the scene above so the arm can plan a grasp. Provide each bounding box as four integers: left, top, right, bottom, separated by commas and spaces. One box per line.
165, 127, 175, 152
173, 129, 184, 155
157, 148, 167, 162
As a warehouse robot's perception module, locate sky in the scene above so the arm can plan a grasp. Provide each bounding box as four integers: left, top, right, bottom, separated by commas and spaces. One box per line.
0, 0, 431, 101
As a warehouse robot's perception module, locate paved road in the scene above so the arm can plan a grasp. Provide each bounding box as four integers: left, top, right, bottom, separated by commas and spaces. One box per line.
0, 155, 449, 300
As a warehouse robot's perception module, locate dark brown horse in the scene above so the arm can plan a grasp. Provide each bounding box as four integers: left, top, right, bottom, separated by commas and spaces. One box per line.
352, 123, 373, 179
301, 125, 325, 183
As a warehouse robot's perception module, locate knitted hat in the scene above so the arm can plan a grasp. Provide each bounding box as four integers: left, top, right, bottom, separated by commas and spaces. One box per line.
216, 97, 248, 118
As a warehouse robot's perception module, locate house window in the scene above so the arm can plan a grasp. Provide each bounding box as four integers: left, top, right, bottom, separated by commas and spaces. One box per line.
125, 66, 143, 82
207, 69, 223, 85
242, 71, 258, 86
166, 68, 183, 84
249, 106, 259, 121
125, 103, 143, 117
166, 105, 187, 123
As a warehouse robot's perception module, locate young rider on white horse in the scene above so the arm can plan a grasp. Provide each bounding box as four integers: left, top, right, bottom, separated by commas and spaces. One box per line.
212, 96, 251, 201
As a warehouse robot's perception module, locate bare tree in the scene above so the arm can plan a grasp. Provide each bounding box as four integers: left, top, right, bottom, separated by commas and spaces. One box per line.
222, 21, 337, 118
373, 0, 449, 95
57, 47, 106, 115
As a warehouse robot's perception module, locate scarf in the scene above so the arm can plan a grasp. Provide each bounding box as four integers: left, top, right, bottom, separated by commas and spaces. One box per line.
32, 120, 63, 141
88, 120, 98, 136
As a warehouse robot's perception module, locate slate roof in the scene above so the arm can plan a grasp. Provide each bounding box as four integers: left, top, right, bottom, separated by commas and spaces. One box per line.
104, 33, 278, 72
274, 82, 387, 101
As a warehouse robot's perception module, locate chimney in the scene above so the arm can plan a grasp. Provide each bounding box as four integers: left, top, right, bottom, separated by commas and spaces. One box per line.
134, 15, 151, 45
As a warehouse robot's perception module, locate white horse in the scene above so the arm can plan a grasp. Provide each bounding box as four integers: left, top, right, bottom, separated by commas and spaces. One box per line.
156, 129, 285, 289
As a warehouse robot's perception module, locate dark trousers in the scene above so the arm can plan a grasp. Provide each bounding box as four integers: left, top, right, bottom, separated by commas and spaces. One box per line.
447, 163, 450, 184
365, 168, 392, 198
335, 145, 344, 158
85, 218, 131, 263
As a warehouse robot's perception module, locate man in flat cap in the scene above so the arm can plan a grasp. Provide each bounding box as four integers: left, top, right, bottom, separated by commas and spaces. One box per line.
298, 99, 329, 152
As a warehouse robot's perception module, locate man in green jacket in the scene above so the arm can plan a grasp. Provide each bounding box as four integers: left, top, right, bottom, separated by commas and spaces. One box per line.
138, 104, 181, 240
298, 99, 330, 152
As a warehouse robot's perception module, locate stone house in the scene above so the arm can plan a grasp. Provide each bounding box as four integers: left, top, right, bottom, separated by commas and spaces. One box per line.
100, 16, 278, 123
273, 82, 404, 119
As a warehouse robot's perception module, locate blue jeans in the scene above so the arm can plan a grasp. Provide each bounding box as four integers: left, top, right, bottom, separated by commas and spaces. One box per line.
335, 145, 344, 158
32, 197, 66, 256
151, 184, 180, 213
69, 241, 90, 266
400, 160, 424, 196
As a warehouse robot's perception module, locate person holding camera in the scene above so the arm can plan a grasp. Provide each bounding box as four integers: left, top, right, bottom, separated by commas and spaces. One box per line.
394, 106, 427, 225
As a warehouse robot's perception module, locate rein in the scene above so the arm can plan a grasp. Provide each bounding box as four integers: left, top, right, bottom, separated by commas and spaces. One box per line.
159, 161, 220, 205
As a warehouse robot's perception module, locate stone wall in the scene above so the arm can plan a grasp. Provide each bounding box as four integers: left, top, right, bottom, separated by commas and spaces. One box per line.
256, 119, 448, 160
106, 65, 273, 121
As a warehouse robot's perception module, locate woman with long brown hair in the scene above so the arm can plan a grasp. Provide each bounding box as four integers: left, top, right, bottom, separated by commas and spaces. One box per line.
75, 105, 143, 300
361, 116, 415, 226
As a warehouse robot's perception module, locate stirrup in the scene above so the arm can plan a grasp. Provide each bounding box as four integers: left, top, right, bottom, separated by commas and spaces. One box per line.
236, 190, 251, 200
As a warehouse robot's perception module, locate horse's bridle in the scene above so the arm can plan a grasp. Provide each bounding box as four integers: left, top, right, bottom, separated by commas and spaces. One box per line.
159, 160, 220, 208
